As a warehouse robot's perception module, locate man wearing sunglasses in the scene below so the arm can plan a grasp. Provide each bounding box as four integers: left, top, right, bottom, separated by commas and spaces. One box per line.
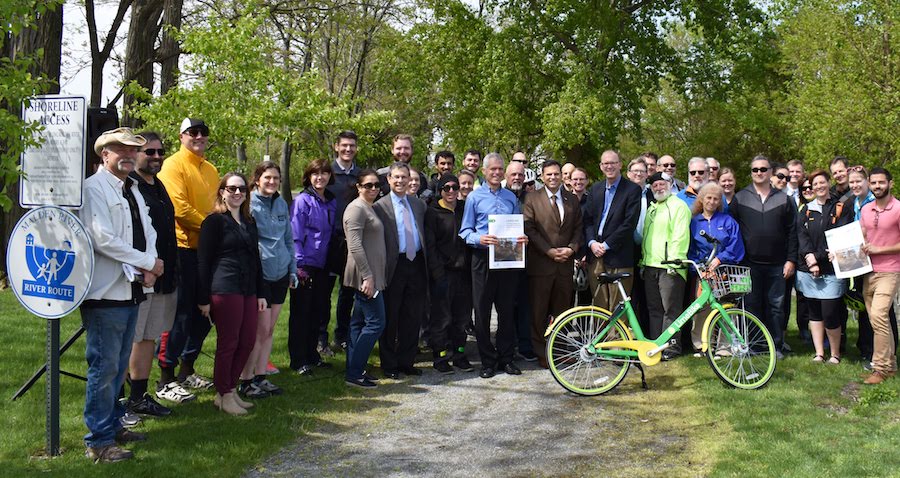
676, 157, 711, 209
658, 155, 685, 192
156, 118, 220, 400
730, 155, 798, 359
706, 157, 720, 181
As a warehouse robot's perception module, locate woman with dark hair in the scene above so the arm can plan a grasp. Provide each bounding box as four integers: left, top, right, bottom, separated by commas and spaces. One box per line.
237, 161, 296, 399
288, 159, 336, 375
343, 169, 387, 387
198, 172, 268, 415
796, 169, 850, 364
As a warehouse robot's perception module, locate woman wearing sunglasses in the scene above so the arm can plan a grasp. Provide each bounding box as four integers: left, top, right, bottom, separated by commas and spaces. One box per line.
342, 170, 388, 387
197, 172, 269, 415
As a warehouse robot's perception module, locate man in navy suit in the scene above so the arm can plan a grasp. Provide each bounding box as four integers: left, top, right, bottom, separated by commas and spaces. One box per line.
583, 150, 642, 310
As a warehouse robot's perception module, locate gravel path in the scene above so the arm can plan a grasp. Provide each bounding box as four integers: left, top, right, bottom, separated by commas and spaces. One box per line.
243, 338, 704, 478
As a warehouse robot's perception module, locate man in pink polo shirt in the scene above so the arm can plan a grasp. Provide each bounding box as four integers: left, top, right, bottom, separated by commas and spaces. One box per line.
859, 167, 900, 385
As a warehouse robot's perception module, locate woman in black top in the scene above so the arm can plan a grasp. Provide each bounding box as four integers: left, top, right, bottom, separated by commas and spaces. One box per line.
198, 172, 268, 415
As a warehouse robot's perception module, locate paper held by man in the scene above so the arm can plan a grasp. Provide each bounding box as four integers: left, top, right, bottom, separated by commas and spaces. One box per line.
825, 221, 873, 279
488, 214, 525, 269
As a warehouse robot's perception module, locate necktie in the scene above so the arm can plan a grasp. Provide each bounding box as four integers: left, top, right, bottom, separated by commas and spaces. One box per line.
403, 200, 416, 261
551, 194, 561, 224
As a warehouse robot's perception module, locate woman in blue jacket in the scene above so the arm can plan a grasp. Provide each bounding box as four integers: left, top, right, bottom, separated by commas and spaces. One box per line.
288, 159, 336, 374
688, 182, 745, 354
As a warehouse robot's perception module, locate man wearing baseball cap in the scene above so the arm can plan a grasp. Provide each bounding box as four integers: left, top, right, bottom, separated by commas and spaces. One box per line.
80, 127, 163, 462
155, 118, 220, 402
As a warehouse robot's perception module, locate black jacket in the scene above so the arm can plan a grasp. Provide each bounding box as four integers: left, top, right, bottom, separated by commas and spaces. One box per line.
425, 199, 469, 280
582, 177, 642, 268
797, 198, 851, 274
730, 186, 798, 265
131, 172, 178, 294
197, 212, 268, 305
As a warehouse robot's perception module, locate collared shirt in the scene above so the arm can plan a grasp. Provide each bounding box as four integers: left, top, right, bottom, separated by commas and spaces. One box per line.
597, 176, 621, 240
544, 186, 565, 222
80, 167, 158, 303
459, 185, 520, 248
390, 191, 421, 254
860, 197, 900, 272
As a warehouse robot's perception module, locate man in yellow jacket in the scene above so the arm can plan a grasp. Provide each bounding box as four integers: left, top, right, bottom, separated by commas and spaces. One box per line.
155, 118, 220, 402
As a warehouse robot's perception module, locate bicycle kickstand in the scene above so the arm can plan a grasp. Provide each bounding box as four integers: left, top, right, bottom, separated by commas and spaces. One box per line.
635, 363, 649, 390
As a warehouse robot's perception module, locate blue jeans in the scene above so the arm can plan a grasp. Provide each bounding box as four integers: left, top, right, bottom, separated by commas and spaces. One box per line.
82, 304, 139, 448
744, 263, 785, 350
346, 291, 386, 380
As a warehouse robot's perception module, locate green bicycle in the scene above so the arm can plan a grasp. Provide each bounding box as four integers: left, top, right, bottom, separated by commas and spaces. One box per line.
545, 231, 776, 395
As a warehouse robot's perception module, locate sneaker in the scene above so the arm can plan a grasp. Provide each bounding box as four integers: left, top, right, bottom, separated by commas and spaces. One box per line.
85, 444, 133, 463
863, 361, 874, 372
127, 393, 172, 417
115, 428, 147, 444
317, 343, 335, 358
452, 357, 474, 372
774, 350, 785, 360
345, 377, 377, 388
238, 381, 271, 399
181, 373, 214, 391
253, 377, 283, 396
119, 412, 142, 428
518, 350, 538, 362
315, 359, 333, 369
433, 361, 455, 374
156, 381, 196, 403
296, 365, 314, 376
266, 360, 280, 375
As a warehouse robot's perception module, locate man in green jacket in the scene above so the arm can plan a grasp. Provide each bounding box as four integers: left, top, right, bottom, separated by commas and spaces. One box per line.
641, 172, 691, 360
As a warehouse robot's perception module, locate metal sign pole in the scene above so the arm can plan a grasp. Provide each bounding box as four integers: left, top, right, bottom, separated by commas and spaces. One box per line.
47, 319, 60, 456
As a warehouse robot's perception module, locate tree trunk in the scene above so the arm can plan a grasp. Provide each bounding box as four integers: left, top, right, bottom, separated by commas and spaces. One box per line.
85, 0, 135, 107
159, 0, 183, 94
122, 0, 164, 126
280, 140, 293, 201
236, 143, 247, 164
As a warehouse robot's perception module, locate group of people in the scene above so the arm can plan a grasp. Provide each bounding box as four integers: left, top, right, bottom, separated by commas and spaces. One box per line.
76, 118, 900, 463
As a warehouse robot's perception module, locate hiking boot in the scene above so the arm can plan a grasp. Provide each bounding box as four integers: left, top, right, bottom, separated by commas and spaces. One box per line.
181, 373, 214, 391
155, 381, 196, 403
127, 393, 172, 417
85, 444, 133, 463
452, 357, 474, 372
433, 361, 455, 374
253, 377, 283, 395
115, 429, 147, 444
863, 370, 896, 385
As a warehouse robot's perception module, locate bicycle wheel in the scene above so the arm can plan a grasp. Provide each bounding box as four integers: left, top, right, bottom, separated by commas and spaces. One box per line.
546, 310, 630, 396
705, 308, 776, 389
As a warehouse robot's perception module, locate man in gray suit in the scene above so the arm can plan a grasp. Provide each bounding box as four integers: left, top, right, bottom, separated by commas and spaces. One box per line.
374, 162, 429, 378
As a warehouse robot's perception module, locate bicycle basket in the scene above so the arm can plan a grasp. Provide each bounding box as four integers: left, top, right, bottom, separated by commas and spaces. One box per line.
710, 265, 752, 299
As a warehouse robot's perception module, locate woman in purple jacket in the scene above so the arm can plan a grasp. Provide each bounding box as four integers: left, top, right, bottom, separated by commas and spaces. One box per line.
288, 159, 337, 374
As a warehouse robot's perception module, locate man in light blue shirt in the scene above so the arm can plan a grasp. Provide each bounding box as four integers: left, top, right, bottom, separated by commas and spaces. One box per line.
460, 153, 528, 378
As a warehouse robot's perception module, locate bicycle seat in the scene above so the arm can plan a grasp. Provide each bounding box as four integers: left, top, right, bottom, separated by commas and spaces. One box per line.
596, 272, 632, 284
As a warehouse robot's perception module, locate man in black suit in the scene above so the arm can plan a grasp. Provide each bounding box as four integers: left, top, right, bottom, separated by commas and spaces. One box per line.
374, 162, 429, 378
583, 150, 642, 310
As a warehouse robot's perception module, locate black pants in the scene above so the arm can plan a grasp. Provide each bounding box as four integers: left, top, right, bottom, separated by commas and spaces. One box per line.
429, 269, 472, 362
380, 255, 427, 371
471, 249, 519, 369
288, 267, 330, 369
644, 267, 686, 354
807, 297, 844, 329
321, 275, 356, 346
158, 248, 211, 379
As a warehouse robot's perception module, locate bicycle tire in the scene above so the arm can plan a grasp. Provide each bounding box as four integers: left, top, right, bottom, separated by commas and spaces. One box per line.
705, 308, 776, 390
546, 310, 630, 396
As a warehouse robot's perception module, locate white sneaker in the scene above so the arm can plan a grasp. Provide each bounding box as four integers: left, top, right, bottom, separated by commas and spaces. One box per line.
156, 381, 196, 403
182, 373, 214, 391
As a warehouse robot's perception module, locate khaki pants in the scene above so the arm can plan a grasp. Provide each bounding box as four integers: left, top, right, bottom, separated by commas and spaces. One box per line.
589, 259, 633, 311
863, 272, 900, 373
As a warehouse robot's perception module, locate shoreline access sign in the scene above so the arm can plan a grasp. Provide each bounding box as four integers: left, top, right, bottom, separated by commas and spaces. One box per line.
20, 95, 87, 208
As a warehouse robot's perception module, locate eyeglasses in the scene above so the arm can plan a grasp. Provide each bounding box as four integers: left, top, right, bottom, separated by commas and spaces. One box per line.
223, 185, 247, 194
630, 169, 647, 175
689, 170, 706, 176
801, 185, 813, 191
184, 126, 210, 138
751, 167, 769, 173
441, 184, 460, 192
660, 163, 676, 168
601, 161, 620, 167
709, 166, 719, 171
141, 148, 165, 157
775, 173, 787, 180
359, 182, 379, 190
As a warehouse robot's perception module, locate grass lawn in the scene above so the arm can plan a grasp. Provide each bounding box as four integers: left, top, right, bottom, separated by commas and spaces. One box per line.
1, 288, 899, 477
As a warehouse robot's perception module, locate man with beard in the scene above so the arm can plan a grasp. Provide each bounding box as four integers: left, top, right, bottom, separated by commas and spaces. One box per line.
676, 157, 711, 209
378, 134, 427, 197
641, 172, 691, 360
126, 132, 178, 418
462, 149, 484, 189
504, 160, 537, 361
859, 167, 900, 384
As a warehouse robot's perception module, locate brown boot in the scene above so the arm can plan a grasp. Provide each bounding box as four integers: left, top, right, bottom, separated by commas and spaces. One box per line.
85, 444, 134, 463
863, 370, 896, 385
217, 393, 247, 415
231, 389, 254, 409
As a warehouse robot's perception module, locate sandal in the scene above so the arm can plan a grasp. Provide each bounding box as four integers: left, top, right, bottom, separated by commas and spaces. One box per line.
827, 356, 841, 364
812, 355, 825, 363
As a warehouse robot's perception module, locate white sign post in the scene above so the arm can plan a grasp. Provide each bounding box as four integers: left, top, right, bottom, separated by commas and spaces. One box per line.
20, 95, 87, 209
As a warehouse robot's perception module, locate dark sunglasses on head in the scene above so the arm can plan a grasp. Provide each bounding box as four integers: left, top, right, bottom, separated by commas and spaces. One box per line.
441, 184, 460, 192
751, 167, 769, 173
223, 185, 247, 194
689, 170, 706, 176
775, 173, 787, 180
142, 148, 165, 157
184, 126, 210, 138
359, 182, 379, 190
